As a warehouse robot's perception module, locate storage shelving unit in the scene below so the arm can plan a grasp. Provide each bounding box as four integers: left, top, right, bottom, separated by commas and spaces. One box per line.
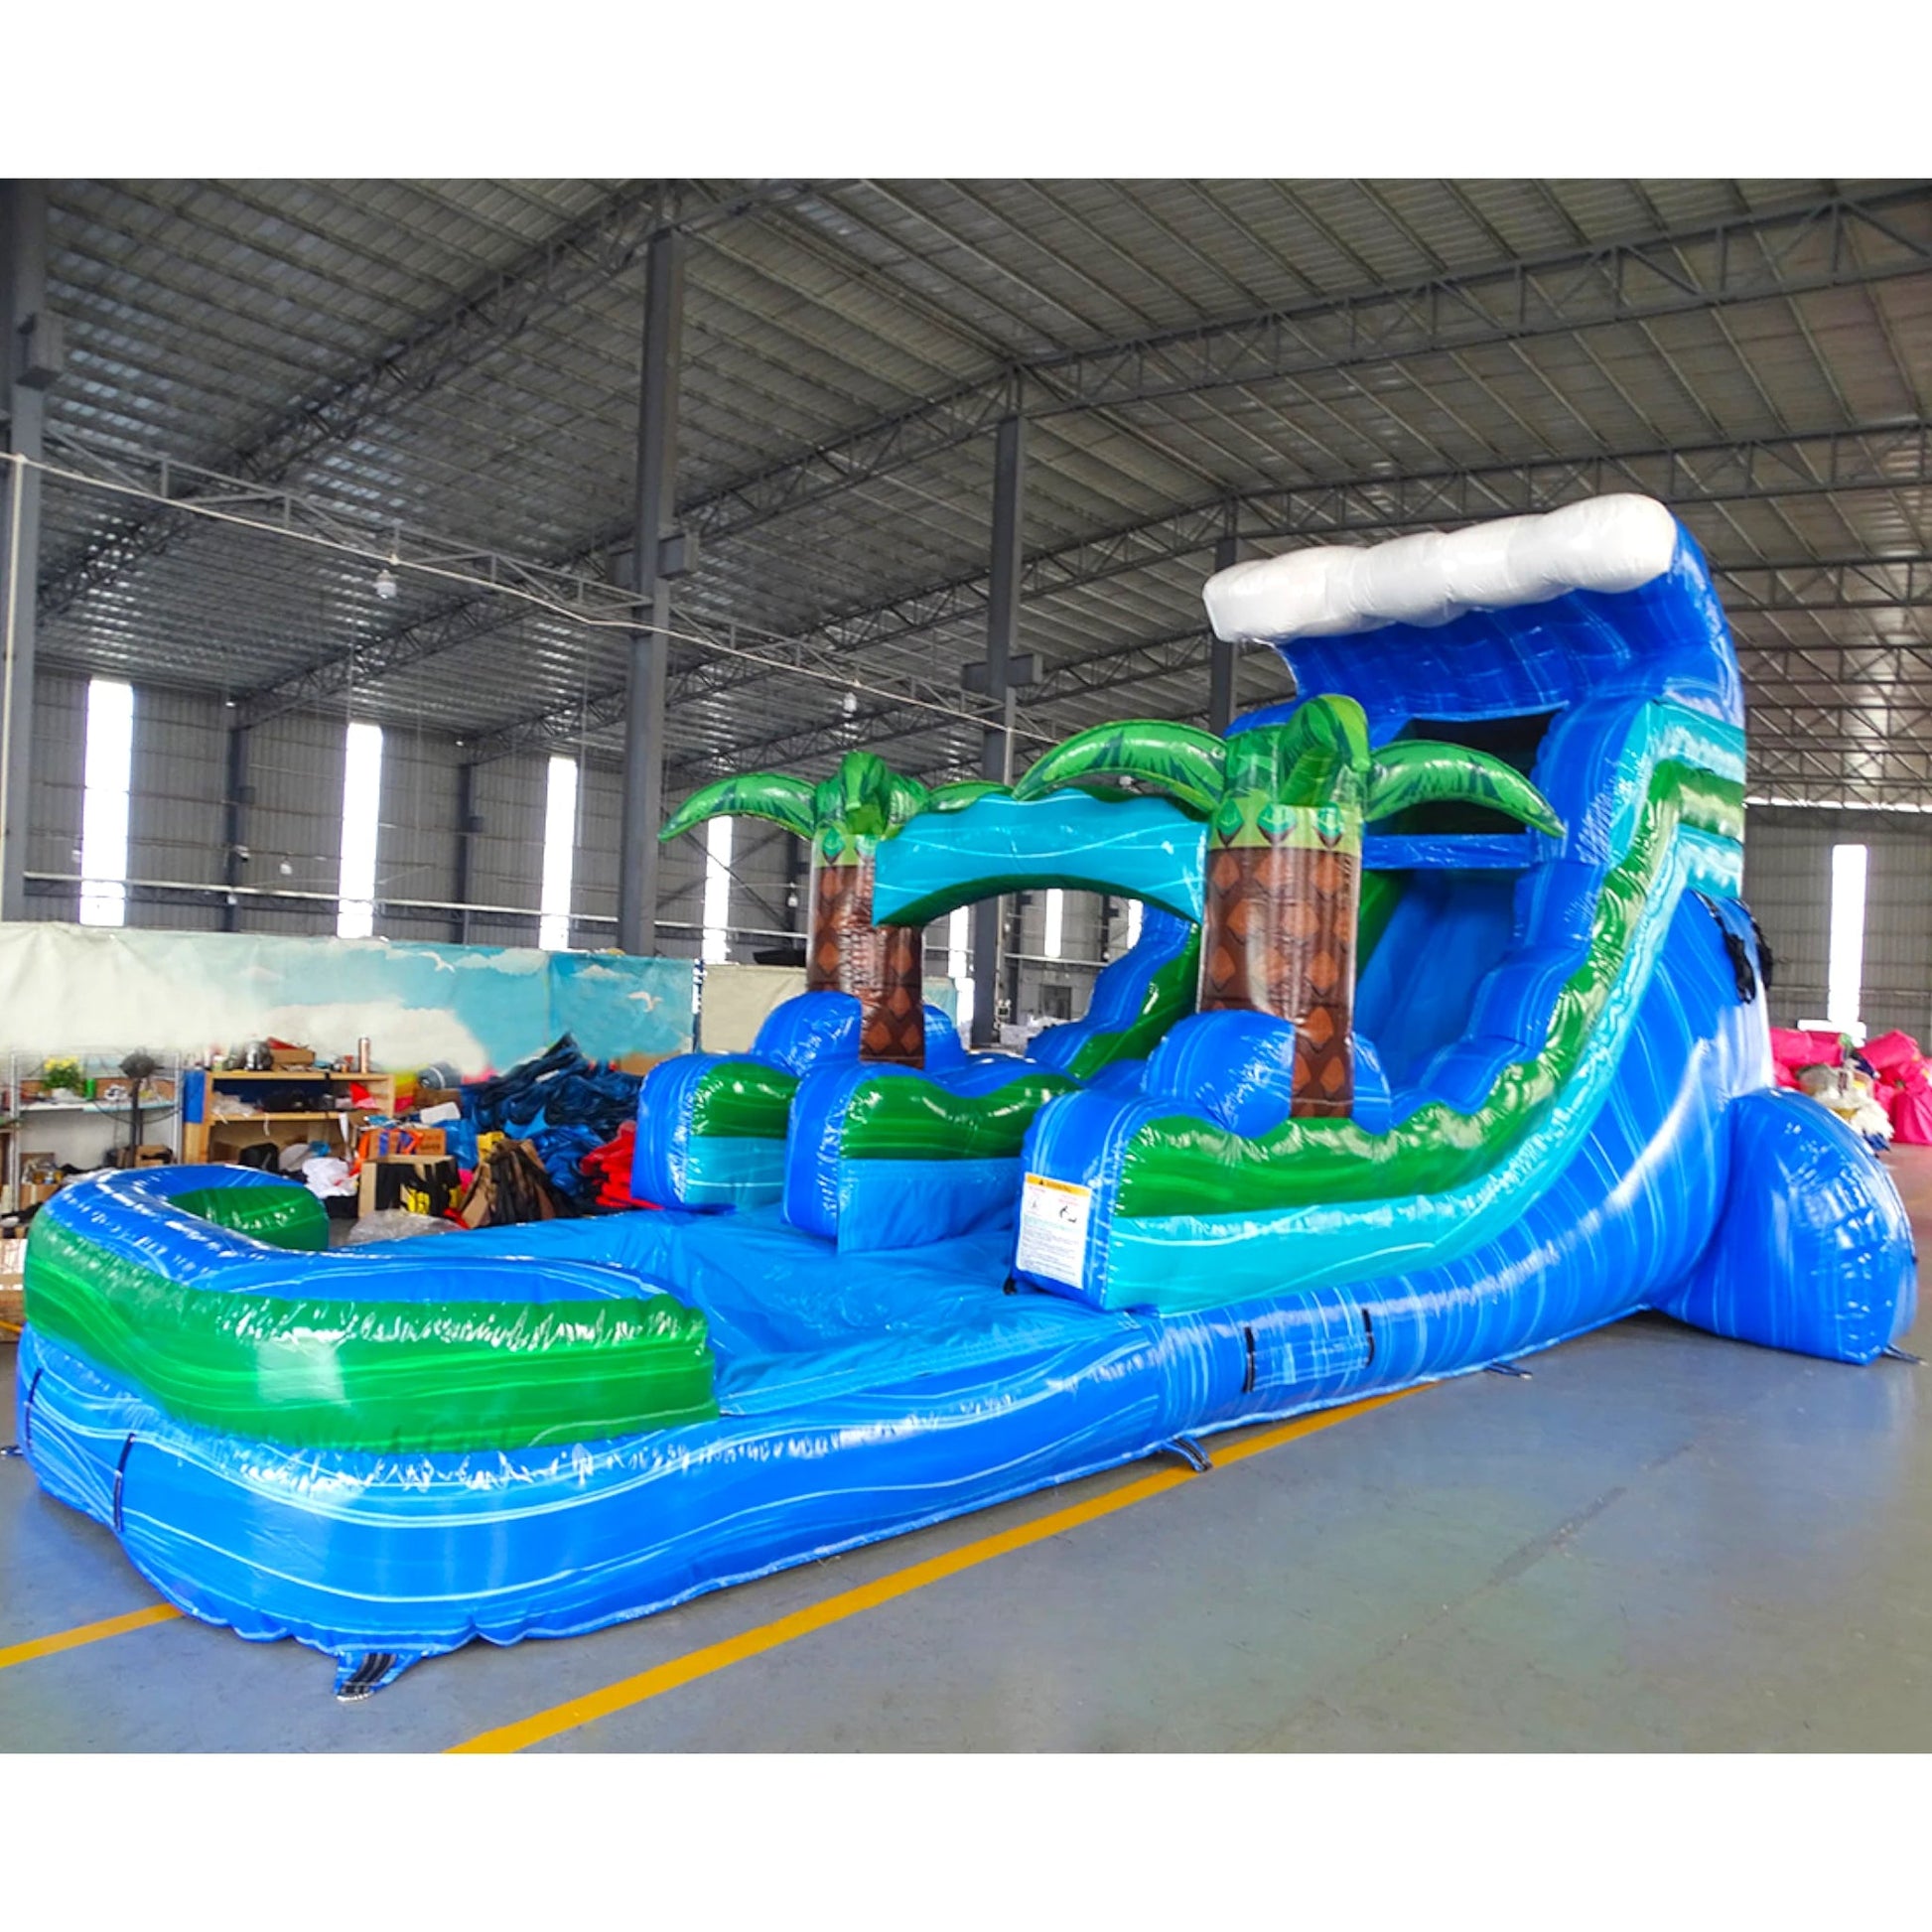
180, 1067, 397, 1168
1, 1050, 187, 1216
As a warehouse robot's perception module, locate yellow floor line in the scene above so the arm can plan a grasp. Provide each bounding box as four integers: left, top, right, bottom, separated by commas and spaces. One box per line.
450, 1387, 1414, 1754
0, 1601, 181, 1672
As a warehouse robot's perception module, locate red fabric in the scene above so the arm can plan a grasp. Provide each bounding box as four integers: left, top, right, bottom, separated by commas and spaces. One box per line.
580, 1121, 660, 1210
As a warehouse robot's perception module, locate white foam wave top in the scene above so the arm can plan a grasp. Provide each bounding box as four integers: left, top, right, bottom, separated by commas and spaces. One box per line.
1203, 493, 1680, 645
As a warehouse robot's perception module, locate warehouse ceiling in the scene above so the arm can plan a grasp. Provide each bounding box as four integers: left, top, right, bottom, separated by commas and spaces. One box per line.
30, 177, 1932, 805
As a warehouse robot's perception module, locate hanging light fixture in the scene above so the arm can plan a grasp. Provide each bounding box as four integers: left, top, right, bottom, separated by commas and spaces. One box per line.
374, 524, 402, 601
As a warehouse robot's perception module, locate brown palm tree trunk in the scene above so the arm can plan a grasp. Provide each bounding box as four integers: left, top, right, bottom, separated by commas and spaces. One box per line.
859, 923, 926, 1066
1199, 830, 1359, 1118
806, 850, 925, 1066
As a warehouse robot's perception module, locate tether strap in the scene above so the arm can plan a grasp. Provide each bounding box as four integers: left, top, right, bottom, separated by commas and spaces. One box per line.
1695, 893, 1758, 1004
22, 1367, 44, 1453
111, 1434, 136, 1534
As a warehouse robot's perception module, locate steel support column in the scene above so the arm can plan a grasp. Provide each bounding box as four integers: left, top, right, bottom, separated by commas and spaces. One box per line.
220, 723, 250, 932
1, 181, 53, 923
453, 759, 480, 944
617, 228, 685, 955
1208, 528, 1241, 736
971, 415, 1026, 1047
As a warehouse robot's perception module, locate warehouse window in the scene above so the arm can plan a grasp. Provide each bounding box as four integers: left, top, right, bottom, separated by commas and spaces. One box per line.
337, 722, 383, 939
1043, 888, 1064, 961
538, 755, 578, 952
78, 677, 135, 927
1827, 842, 1868, 1030
948, 903, 974, 1040
701, 816, 732, 964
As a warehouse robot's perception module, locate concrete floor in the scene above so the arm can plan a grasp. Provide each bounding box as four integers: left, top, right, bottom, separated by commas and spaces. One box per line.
3, 1147, 1928, 1752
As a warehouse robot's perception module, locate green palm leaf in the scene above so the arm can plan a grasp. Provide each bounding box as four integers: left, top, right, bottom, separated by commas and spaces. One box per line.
1269, 694, 1373, 807
813, 751, 933, 839
1014, 722, 1227, 818
886, 772, 935, 827
824, 751, 891, 838
659, 772, 816, 844
1281, 693, 1372, 768
1367, 742, 1565, 836
927, 780, 1007, 813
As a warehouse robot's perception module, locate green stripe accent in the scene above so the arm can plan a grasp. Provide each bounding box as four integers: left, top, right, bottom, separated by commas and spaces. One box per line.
842, 1069, 1080, 1163
25, 1216, 718, 1452
688, 1062, 800, 1139
1114, 761, 1743, 1219
170, 1184, 328, 1250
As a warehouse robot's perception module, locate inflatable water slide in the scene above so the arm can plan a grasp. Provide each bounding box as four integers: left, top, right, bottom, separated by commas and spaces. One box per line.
14, 494, 1916, 1694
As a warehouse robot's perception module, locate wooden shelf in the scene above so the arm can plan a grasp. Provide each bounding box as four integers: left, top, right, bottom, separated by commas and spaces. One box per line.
210, 1069, 359, 1081
207, 1111, 355, 1122
184, 1071, 395, 1165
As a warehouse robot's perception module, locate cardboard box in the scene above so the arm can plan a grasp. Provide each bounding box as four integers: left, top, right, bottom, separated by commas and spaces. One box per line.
2, 1230, 28, 1279
111, 1143, 174, 1170
357, 1154, 462, 1219
269, 1046, 316, 1068
615, 1052, 676, 1078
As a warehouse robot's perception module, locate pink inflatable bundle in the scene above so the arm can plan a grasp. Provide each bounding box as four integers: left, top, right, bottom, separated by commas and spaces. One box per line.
1893, 1079, 1932, 1146
1769, 1027, 1842, 1091
1865, 1031, 1932, 1146
1765, 1025, 1931, 1143
1863, 1030, 1922, 1076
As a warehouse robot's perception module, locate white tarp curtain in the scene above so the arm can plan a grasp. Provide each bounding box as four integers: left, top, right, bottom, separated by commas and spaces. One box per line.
698, 964, 805, 1054
698, 964, 961, 1054
0, 922, 696, 1075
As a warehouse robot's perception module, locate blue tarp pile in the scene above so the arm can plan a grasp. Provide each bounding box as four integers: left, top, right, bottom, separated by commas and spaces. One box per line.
454, 1035, 644, 1210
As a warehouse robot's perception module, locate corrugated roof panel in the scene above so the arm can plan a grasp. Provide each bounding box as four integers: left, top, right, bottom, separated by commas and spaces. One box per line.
20, 176, 1932, 808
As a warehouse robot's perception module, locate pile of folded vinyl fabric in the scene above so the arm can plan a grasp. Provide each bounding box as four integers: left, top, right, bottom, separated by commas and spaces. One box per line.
579, 1121, 657, 1211
453, 1035, 646, 1212
1770, 1027, 1932, 1148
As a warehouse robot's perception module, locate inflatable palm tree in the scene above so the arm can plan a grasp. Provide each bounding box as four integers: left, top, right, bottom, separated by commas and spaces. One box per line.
662, 751, 997, 1065
1013, 696, 1562, 1117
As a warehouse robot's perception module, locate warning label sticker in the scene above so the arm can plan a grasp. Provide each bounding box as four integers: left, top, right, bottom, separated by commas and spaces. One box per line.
1016, 1173, 1092, 1288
